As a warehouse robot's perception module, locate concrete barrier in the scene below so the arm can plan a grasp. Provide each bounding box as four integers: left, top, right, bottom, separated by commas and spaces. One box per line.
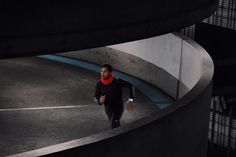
8, 33, 214, 157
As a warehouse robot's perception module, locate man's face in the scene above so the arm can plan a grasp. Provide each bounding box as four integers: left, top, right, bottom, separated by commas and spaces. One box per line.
101, 67, 110, 79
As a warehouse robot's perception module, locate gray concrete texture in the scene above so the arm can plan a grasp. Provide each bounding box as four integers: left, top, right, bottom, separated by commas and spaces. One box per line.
109, 33, 203, 99
0, 56, 159, 156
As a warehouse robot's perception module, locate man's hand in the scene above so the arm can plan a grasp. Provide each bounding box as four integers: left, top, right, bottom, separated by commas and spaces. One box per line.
99, 95, 106, 105
125, 99, 134, 111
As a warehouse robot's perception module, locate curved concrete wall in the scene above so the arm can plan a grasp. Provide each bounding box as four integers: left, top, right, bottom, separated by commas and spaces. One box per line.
109, 33, 189, 98
0, 0, 217, 58
59, 33, 202, 99
109, 33, 203, 98
109, 33, 182, 79
8, 33, 214, 157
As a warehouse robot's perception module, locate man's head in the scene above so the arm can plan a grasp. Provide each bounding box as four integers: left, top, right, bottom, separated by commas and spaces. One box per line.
101, 64, 112, 79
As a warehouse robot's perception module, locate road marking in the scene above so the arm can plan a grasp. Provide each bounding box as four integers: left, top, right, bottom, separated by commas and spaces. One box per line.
0, 105, 93, 112
0, 101, 169, 112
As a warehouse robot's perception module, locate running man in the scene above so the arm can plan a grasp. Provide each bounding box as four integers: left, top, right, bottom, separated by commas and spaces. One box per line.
94, 64, 135, 129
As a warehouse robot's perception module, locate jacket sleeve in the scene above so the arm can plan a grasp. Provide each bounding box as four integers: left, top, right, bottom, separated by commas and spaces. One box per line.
94, 82, 102, 105
119, 78, 135, 99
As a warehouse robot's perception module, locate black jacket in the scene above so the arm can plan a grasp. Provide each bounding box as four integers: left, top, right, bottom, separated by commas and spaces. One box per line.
94, 77, 135, 107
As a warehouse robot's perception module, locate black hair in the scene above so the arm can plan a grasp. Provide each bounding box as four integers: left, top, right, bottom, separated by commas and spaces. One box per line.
101, 63, 113, 72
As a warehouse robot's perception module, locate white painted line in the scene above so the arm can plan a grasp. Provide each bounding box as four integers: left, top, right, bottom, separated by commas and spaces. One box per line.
0, 102, 168, 112
0, 105, 93, 112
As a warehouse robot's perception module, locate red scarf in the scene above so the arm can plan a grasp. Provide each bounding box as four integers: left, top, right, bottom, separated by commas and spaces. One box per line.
101, 73, 114, 85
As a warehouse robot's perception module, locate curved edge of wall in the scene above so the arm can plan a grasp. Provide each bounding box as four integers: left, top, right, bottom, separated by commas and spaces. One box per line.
7, 33, 214, 157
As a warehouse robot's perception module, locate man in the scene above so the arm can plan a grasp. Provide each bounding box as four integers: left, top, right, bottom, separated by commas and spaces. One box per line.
94, 64, 135, 129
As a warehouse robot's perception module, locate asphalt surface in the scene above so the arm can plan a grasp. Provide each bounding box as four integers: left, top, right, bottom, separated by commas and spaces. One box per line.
0, 56, 162, 156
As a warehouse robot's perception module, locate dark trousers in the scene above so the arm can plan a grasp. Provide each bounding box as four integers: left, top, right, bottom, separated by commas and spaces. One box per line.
104, 104, 124, 129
